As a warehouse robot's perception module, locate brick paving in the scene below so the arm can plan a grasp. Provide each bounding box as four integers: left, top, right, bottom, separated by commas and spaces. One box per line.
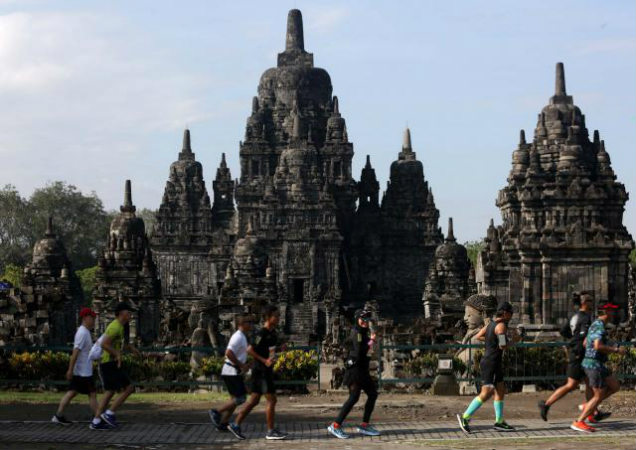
0, 418, 634, 446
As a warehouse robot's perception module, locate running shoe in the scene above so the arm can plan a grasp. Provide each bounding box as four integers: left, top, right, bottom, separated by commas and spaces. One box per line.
51, 414, 72, 426
100, 412, 118, 428
265, 428, 288, 440
538, 400, 550, 421
493, 421, 515, 432
208, 409, 221, 427
586, 414, 598, 424
571, 420, 596, 433
327, 423, 350, 439
593, 410, 612, 422
90, 420, 114, 430
357, 423, 381, 436
228, 422, 246, 440
457, 414, 471, 434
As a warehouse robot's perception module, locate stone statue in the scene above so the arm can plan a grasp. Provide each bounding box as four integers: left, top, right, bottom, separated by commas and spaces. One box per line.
456, 294, 497, 394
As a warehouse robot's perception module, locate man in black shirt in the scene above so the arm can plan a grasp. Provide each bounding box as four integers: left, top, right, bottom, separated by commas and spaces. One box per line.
228, 305, 287, 441
538, 292, 610, 421
327, 309, 380, 439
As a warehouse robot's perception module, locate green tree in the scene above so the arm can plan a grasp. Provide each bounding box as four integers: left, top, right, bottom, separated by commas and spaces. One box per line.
136, 208, 158, 238
0, 185, 33, 271
0, 263, 24, 288
28, 181, 111, 270
464, 240, 485, 267
76, 266, 98, 305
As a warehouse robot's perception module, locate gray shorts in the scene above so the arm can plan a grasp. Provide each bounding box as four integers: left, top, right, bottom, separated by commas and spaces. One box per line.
584, 366, 611, 389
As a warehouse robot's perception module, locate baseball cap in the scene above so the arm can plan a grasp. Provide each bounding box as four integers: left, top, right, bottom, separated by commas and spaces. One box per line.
496, 301, 513, 314
599, 301, 619, 311
79, 307, 96, 318
114, 302, 136, 315
355, 309, 371, 321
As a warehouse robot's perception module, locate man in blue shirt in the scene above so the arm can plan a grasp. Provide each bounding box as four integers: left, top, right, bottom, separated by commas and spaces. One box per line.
571, 301, 625, 433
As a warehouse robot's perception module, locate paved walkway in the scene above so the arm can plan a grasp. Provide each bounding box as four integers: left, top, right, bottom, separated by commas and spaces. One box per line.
0, 418, 634, 446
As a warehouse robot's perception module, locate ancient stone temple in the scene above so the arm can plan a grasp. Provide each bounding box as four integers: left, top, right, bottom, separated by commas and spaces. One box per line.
0, 217, 83, 345
93, 180, 162, 344
151, 130, 236, 310
476, 63, 634, 326
423, 218, 472, 325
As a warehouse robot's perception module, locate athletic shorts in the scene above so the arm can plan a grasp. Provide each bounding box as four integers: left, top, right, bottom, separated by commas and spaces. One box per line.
342, 366, 377, 394
98, 361, 131, 392
250, 369, 275, 395
222, 375, 247, 398
584, 366, 612, 389
480, 357, 504, 387
69, 375, 96, 395
566, 359, 585, 381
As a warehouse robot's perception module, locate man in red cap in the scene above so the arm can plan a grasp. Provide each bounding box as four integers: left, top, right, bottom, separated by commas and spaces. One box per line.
52, 307, 98, 425
571, 301, 626, 433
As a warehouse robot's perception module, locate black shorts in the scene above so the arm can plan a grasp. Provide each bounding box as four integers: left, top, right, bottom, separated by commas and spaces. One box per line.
567, 359, 585, 381
250, 369, 275, 395
584, 366, 612, 389
222, 375, 247, 398
98, 361, 131, 392
480, 357, 504, 387
69, 375, 96, 395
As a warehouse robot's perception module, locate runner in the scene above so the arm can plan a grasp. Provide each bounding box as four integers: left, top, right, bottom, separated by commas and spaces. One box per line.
457, 301, 518, 434
51, 307, 98, 425
228, 305, 287, 440
570, 301, 625, 433
209, 315, 252, 431
327, 309, 380, 439
90, 302, 141, 430
538, 291, 598, 420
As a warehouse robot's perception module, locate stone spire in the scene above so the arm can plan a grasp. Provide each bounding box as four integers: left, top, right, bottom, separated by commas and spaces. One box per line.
45, 216, 54, 237
121, 179, 136, 213
277, 9, 313, 67
550, 62, 572, 105
519, 129, 526, 145
285, 9, 304, 52
179, 129, 195, 161
402, 127, 412, 152
446, 217, 456, 242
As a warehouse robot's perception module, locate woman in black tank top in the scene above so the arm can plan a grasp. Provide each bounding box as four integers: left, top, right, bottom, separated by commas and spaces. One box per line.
457, 301, 517, 434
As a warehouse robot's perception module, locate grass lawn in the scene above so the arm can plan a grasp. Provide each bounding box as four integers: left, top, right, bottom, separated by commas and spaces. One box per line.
0, 390, 229, 404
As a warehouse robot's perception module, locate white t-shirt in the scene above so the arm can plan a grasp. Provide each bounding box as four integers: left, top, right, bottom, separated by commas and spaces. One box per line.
73, 325, 94, 377
221, 330, 248, 376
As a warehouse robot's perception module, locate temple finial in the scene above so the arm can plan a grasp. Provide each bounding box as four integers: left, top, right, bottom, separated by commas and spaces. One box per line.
555, 62, 566, 96
285, 9, 304, 52
220, 153, 227, 169
593, 130, 600, 145
365, 154, 371, 168
447, 217, 456, 242
519, 129, 526, 145
489, 218, 495, 228
252, 97, 259, 114
402, 127, 412, 152
124, 179, 132, 207
183, 129, 191, 152
46, 216, 54, 236
333, 96, 340, 115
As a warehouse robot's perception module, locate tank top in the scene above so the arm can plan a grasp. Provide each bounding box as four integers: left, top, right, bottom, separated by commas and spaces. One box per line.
483, 320, 503, 362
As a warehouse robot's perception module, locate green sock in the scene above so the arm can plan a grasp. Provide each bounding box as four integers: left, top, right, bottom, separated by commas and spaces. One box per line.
462, 396, 483, 419
494, 400, 504, 423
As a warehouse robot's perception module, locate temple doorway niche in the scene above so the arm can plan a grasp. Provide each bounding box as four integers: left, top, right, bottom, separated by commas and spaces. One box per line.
292, 278, 305, 303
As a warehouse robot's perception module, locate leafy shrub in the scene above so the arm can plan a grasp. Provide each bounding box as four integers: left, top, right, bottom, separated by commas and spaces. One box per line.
404, 352, 467, 378
273, 349, 318, 381
195, 356, 225, 378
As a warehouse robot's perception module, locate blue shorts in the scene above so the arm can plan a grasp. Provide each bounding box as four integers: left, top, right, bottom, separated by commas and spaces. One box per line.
584, 366, 611, 389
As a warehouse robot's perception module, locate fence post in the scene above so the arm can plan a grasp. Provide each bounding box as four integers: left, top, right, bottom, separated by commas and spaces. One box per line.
378, 340, 383, 389
317, 344, 321, 391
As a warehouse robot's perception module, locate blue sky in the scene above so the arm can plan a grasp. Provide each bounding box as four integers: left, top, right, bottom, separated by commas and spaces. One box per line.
0, 0, 634, 241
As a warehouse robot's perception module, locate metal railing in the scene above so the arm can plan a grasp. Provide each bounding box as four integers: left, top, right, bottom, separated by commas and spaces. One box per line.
378, 341, 636, 388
